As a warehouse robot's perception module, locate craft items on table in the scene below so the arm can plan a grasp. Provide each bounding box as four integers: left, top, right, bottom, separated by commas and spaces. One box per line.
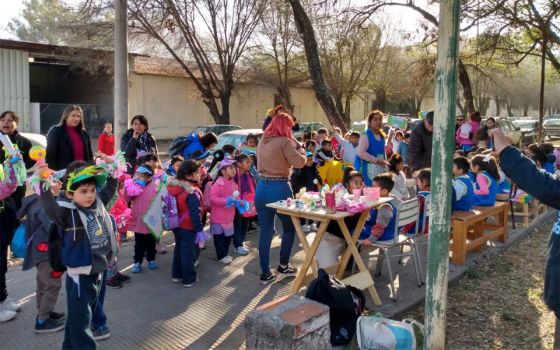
0, 133, 27, 185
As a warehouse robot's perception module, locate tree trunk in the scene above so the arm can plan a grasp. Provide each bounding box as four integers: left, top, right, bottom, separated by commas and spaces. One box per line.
286, 0, 347, 133
277, 85, 294, 112
219, 93, 231, 125
344, 97, 352, 129
373, 87, 387, 111
538, 36, 546, 143
458, 59, 475, 113
494, 95, 501, 116
202, 94, 225, 124
456, 96, 466, 116
506, 101, 513, 117
524, 104, 529, 117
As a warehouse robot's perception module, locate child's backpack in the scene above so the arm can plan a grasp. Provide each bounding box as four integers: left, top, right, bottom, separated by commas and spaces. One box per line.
168, 136, 192, 157
10, 223, 27, 258
305, 269, 365, 346
162, 192, 180, 230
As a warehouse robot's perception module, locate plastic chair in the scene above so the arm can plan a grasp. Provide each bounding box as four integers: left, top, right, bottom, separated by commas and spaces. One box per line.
365, 198, 423, 301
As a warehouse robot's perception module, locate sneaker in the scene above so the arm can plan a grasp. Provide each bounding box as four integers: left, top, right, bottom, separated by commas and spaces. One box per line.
194, 260, 200, 268
1, 298, 21, 312
260, 271, 276, 284
310, 223, 318, 232
219, 255, 233, 264
131, 263, 142, 273
106, 277, 123, 289
35, 317, 65, 334
156, 243, 167, 254
116, 272, 131, 283
171, 278, 181, 283
0, 309, 16, 323
233, 246, 249, 256
277, 265, 298, 276
148, 261, 159, 270
302, 224, 311, 233
183, 277, 199, 288
92, 325, 111, 341
49, 311, 66, 320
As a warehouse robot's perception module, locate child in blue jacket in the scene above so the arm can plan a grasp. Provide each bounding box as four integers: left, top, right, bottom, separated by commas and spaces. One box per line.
39, 159, 118, 349
452, 156, 475, 211
471, 154, 500, 206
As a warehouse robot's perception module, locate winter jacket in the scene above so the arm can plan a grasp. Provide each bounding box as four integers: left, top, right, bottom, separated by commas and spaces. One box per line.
209, 176, 237, 225
109, 194, 131, 233
409, 121, 433, 171
257, 135, 307, 178
182, 133, 205, 160
46, 125, 93, 171
124, 179, 160, 234
120, 129, 159, 173
499, 146, 560, 318
0, 130, 34, 209
291, 165, 321, 194
456, 121, 480, 148
39, 177, 118, 276
19, 194, 54, 271
0, 167, 18, 243
98, 132, 115, 156
167, 178, 205, 232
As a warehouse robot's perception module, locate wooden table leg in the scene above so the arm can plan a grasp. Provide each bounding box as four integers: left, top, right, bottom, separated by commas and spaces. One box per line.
336, 211, 370, 278
499, 205, 508, 242
336, 217, 381, 305
290, 218, 330, 294
451, 220, 467, 265
289, 216, 320, 276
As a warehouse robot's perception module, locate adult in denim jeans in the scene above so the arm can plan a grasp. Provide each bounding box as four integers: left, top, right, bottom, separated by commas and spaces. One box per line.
256, 113, 307, 284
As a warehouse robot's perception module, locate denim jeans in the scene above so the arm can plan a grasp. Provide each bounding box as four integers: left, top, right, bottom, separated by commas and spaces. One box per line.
172, 228, 199, 284
62, 274, 101, 350
255, 180, 296, 274
233, 215, 252, 248
91, 270, 107, 330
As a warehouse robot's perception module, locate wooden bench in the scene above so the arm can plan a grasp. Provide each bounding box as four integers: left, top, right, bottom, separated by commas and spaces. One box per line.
450, 202, 508, 265
496, 192, 547, 228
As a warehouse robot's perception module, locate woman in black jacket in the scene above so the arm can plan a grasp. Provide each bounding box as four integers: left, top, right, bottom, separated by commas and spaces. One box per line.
45, 105, 93, 171
120, 115, 159, 173
0, 111, 35, 209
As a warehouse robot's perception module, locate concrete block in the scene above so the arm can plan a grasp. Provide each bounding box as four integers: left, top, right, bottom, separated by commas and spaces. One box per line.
245, 294, 331, 350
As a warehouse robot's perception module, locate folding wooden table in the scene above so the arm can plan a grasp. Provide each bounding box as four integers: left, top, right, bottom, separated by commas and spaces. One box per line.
266, 198, 391, 305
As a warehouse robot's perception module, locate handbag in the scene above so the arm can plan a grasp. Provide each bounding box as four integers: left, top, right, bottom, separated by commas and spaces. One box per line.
357, 315, 423, 350
237, 172, 256, 218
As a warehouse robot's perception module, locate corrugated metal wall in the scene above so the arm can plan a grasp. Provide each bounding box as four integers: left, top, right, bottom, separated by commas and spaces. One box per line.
0, 48, 30, 131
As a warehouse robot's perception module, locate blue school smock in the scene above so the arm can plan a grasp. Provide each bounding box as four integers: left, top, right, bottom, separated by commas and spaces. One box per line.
354, 129, 386, 186
473, 171, 498, 206
452, 175, 474, 211
360, 201, 398, 242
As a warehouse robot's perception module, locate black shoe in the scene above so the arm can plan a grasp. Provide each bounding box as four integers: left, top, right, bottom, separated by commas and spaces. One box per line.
277, 265, 298, 276
116, 272, 131, 283
49, 311, 65, 320
107, 277, 123, 289
260, 272, 276, 284
35, 317, 65, 334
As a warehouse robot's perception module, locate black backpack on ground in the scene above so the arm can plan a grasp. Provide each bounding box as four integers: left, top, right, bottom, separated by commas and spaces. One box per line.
168, 136, 192, 157
305, 268, 366, 346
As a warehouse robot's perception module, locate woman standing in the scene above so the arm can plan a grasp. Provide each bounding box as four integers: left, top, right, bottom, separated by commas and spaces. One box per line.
46, 105, 93, 171
121, 115, 158, 173
355, 110, 389, 186
0, 111, 35, 208
255, 113, 307, 283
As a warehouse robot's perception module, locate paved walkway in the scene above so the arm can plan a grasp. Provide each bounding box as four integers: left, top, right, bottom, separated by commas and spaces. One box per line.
2, 210, 552, 349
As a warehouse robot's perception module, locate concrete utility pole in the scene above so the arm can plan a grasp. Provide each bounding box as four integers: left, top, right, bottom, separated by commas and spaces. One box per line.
423, 0, 461, 349
114, 0, 129, 149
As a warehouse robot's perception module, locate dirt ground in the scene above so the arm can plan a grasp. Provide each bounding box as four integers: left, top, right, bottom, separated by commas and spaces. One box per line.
406, 221, 556, 349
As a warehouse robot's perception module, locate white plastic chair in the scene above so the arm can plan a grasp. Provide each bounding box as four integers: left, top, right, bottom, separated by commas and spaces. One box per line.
367, 198, 423, 301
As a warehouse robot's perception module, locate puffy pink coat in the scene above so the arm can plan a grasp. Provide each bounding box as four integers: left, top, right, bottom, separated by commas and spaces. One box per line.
209, 176, 237, 225
124, 180, 160, 234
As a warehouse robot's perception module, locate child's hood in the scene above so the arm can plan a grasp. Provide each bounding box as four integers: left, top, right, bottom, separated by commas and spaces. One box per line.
167, 178, 196, 196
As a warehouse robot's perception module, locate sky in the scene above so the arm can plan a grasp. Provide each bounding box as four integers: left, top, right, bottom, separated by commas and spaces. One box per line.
0, 0, 434, 41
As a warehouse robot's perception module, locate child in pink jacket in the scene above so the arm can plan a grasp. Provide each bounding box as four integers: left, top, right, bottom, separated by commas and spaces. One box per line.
124, 165, 160, 273
456, 112, 481, 152
209, 159, 238, 264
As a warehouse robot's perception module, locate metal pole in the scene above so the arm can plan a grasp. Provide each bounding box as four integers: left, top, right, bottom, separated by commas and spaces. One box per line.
114, 0, 129, 149
423, 0, 461, 349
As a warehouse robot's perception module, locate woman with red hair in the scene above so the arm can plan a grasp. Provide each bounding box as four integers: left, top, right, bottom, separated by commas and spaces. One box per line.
256, 113, 307, 283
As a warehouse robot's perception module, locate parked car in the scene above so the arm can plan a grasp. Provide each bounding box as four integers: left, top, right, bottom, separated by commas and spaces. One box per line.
191, 124, 242, 136
512, 119, 538, 146
545, 114, 560, 121
20, 132, 47, 173
215, 129, 264, 150
543, 119, 560, 140
293, 122, 326, 140
495, 118, 522, 147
